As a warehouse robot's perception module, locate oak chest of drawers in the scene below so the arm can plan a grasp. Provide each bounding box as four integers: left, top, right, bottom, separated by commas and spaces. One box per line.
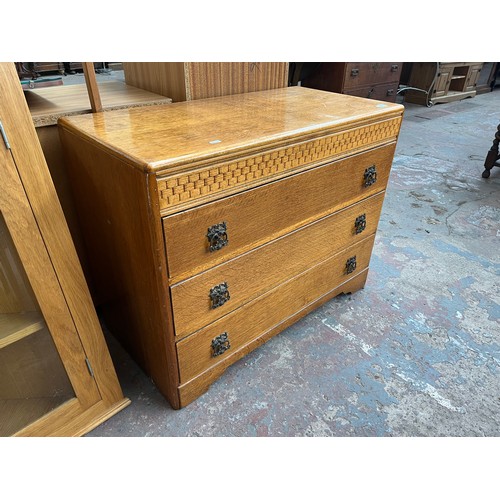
58, 87, 404, 409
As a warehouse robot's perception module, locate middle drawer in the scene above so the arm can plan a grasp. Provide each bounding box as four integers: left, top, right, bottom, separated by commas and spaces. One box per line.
170, 191, 385, 339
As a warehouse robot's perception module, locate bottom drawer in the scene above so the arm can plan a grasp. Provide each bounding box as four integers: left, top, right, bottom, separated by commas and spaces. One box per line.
176, 234, 376, 383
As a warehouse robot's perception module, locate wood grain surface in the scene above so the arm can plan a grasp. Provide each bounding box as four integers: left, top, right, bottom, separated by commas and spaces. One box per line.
82, 62, 103, 113
0, 311, 44, 349
14, 398, 130, 437
25, 80, 172, 127
176, 235, 376, 382
155, 116, 400, 214
123, 62, 188, 101
163, 143, 395, 282
0, 62, 128, 434
1, 62, 126, 407
177, 235, 374, 383
185, 62, 289, 100
0, 138, 100, 409
123, 62, 288, 102
177, 268, 370, 406
171, 193, 385, 338
58, 86, 404, 173
60, 127, 180, 408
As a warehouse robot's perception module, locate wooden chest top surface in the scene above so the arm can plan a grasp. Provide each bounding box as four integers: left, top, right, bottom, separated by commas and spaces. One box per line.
58, 86, 404, 173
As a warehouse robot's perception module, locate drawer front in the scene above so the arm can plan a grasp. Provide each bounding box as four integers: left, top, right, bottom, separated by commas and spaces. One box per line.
177, 268, 369, 408
176, 234, 376, 383
434, 67, 453, 96
345, 83, 399, 102
344, 63, 402, 90
163, 142, 395, 282
464, 64, 483, 92
157, 116, 402, 215
171, 192, 385, 338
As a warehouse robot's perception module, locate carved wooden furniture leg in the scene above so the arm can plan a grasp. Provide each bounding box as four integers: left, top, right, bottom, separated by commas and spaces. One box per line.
482, 123, 500, 178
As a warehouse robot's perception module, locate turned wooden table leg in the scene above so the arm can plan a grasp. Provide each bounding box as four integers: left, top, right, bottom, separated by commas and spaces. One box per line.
482, 123, 500, 178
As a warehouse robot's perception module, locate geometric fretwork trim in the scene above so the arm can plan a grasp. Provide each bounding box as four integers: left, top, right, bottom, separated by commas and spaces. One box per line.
158, 117, 401, 211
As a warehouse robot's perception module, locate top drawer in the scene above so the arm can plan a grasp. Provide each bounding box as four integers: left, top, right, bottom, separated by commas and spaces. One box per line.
163, 142, 396, 282
344, 63, 402, 90
156, 115, 402, 216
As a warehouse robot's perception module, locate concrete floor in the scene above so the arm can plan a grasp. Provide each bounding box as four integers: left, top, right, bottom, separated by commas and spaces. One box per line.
87, 88, 500, 437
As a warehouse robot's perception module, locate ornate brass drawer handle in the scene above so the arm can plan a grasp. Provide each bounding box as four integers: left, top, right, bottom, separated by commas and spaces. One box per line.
364, 165, 377, 187
346, 256, 357, 274
211, 332, 231, 357
209, 282, 230, 309
354, 214, 367, 234
207, 221, 228, 252
351, 68, 359, 77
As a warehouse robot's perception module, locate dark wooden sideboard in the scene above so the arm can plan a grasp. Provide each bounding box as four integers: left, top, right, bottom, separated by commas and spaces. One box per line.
300, 62, 403, 102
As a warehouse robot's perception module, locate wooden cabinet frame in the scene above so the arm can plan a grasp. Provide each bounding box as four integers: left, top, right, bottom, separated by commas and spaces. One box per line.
0, 62, 129, 436
404, 62, 484, 105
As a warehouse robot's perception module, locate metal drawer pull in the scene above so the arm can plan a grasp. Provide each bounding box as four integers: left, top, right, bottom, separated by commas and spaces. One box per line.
211, 332, 231, 357
209, 282, 230, 309
207, 221, 228, 252
346, 256, 357, 275
391, 64, 399, 72
363, 165, 377, 187
386, 89, 394, 96
354, 214, 367, 234
351, 68, 359, 77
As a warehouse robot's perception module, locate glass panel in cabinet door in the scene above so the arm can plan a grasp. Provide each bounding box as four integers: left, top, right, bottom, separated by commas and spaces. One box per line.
0, 212, 75, 436
0, 139, 101, 437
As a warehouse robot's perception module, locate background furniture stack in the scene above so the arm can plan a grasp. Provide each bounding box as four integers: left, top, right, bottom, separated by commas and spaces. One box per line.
299, 62, 403, 103
403, 62, 484, 105
122, 62, 289, 102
